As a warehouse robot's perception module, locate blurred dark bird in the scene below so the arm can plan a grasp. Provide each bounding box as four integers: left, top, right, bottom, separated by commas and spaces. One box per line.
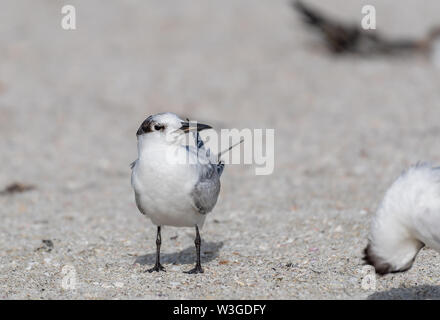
292, 0, 440, 57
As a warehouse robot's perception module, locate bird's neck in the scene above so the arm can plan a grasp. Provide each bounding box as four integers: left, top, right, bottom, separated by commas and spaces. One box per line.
137, 134, 190, 166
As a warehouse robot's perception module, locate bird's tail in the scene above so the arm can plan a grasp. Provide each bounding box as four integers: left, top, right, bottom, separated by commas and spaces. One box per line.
292, 0, 328, 28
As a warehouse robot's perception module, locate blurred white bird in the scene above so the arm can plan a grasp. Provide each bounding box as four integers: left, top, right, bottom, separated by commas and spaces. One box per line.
364, 163, 440, 274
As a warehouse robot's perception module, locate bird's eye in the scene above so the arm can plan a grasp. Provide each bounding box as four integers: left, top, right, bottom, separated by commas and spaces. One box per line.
154, 124, 165, 131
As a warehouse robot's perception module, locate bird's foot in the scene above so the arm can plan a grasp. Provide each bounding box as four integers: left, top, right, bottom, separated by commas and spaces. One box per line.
184, 264, 204, 274
146, 263, 166, 273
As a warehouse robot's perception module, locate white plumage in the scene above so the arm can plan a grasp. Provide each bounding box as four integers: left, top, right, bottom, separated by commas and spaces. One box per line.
130, 112, 223, 273
364, 163, 440, 274
131, 132, 206, 227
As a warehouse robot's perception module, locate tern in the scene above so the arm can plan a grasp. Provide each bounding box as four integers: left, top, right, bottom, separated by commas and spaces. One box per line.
131, 112, 240, 274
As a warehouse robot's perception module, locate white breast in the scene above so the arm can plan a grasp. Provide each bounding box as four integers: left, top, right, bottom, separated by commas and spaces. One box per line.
380, 165, 440, 251
131, 139, 206, 228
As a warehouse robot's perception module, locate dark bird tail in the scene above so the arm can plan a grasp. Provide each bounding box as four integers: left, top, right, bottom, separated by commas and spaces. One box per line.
292, 0, 362, 54
292, 0, 328, 28
292, 0, 426, 56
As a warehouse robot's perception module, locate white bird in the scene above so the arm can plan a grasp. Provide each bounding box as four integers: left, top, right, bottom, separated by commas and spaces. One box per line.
364, 163, 440, 275
131, 112, 235, 274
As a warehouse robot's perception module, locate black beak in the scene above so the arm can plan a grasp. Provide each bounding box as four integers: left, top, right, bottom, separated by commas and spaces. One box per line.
179, 121, 212, 133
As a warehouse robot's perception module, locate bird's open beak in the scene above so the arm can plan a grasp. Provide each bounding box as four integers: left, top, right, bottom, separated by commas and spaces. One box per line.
179, 121, 212, 133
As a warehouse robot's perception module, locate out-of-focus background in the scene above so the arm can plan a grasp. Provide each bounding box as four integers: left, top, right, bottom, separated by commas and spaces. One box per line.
1, 0, 440, 299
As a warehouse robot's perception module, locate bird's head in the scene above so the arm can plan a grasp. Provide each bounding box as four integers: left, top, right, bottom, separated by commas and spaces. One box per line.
136, 112, 212, 144
363, 205, 424, 275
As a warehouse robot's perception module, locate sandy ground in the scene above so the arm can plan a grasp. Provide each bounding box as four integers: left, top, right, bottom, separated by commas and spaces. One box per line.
1, 0, 440, 299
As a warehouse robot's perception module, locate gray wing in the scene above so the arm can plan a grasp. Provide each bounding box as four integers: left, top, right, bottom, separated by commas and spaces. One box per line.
191, 163, 221, 215
187, 130, 225, 177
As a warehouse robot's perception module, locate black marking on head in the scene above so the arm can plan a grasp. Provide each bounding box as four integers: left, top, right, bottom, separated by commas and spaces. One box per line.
363, 241, 423, 275
136, 116, 153, 136
136, 115, 166, 136
363, 243, 393, 275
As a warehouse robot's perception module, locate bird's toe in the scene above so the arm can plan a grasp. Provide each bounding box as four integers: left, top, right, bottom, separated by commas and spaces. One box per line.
146, 264, 166, 273
184, 266, 204, 274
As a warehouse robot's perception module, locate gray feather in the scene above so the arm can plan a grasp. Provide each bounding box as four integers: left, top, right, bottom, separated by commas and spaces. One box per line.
191, 164, 221, 215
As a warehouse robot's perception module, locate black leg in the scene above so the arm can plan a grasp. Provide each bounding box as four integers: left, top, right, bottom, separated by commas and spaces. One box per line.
184, 225, 204, 274
147, 226, 165, 272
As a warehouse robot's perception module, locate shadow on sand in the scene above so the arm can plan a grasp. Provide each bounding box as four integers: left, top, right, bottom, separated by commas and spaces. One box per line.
135, 241, 223, 266
368, 285, 440, 300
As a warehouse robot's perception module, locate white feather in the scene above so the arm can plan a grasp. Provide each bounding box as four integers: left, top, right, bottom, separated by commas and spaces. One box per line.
368, 163, 440, 272
131, 113, 215, 228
